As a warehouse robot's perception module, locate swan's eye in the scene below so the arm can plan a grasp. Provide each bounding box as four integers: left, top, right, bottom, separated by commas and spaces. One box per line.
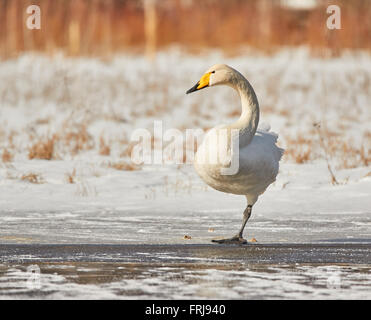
211, 71, 215, 74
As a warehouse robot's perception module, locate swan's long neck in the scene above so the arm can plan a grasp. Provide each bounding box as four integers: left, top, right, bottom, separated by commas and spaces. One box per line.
230, 74, 260, 146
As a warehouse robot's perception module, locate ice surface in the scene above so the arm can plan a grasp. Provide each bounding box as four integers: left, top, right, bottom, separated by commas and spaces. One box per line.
0, 261, 370, 299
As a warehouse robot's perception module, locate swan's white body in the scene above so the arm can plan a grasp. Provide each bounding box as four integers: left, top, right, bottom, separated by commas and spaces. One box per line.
187, 64, 284, 243
194, 127, 283, 206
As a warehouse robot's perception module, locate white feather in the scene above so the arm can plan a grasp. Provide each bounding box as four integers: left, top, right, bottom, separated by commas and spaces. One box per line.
193, 64, 284, 206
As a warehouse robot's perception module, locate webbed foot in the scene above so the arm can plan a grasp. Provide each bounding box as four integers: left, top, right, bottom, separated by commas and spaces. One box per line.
211, 236, 247, 245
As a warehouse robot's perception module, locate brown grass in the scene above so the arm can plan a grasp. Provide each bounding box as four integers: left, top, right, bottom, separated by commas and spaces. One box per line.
107, 160, 141, 171
65, 168, 76, 184
21, 172, 44, 184
28, 137, 55, 160
60, 123, 94, 155
99, 136, 111, 156
1, 0, 370, 59
284, 134, 313, 164
120, 141, 136, 158
284, 127, 370, 170
314, 123, 339, 184
1, 148, 13, 162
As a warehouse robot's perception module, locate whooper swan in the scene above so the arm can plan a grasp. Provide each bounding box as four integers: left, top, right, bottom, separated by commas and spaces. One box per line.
187, 64, 284, 244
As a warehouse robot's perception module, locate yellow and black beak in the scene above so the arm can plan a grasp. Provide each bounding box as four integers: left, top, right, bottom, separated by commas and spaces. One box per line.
186, 72, 212, 94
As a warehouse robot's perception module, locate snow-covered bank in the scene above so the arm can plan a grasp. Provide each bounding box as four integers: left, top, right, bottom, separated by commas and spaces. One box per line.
0, 47, 370, 166
0, 161, 370, 244
0, 47, 370, 244
1, 158, 370, 214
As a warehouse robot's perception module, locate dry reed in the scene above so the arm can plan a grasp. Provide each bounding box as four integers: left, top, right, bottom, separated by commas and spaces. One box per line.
1, 0, 370, 59
28, 137, 55, 160
21, 172, 44, 183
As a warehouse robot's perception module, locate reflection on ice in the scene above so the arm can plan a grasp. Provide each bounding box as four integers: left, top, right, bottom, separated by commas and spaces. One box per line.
0, 262, 370, 299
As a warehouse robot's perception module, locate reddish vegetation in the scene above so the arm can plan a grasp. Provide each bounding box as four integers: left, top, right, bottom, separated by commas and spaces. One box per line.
107, 161, 141, 171
21, 172, 44, 184
1, 0, 370, 59
65, 168, 76, 184
61, 123, 94, 155
1, 148, 13, 162
284, 129, 371, 169
28, 137, 55, 160
99, 136, 111, 156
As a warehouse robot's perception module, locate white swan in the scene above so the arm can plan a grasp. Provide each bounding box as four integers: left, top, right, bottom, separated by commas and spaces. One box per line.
187, 64, 284, 244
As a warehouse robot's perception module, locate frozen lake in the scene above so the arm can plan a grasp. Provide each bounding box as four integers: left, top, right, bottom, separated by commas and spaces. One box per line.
0, 209, 370, 299
0, 243, 370, 299
0, 208, 370, 245
0, 164, 370, 299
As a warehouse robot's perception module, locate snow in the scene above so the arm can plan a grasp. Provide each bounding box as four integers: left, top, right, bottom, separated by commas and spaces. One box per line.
0, 47, 370, 299
0, 161, 369, 244
0, 46, 370, 240
0, 48, 370, 213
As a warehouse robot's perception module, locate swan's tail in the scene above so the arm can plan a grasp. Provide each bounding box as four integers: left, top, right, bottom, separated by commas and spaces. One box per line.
257, 123, 285, 162
276, 146, 285, 162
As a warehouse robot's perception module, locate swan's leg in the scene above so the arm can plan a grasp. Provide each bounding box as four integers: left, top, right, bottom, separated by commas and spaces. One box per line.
212, 205, 252, 244
237, 205, 252, 238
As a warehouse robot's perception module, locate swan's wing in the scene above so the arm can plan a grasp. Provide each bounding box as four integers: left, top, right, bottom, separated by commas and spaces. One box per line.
232, 128, 284, 183
197, 126, 284, 172
255, 129, 285, 162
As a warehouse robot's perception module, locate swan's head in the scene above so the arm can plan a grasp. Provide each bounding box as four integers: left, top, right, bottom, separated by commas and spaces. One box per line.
186, 64, 237, 94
